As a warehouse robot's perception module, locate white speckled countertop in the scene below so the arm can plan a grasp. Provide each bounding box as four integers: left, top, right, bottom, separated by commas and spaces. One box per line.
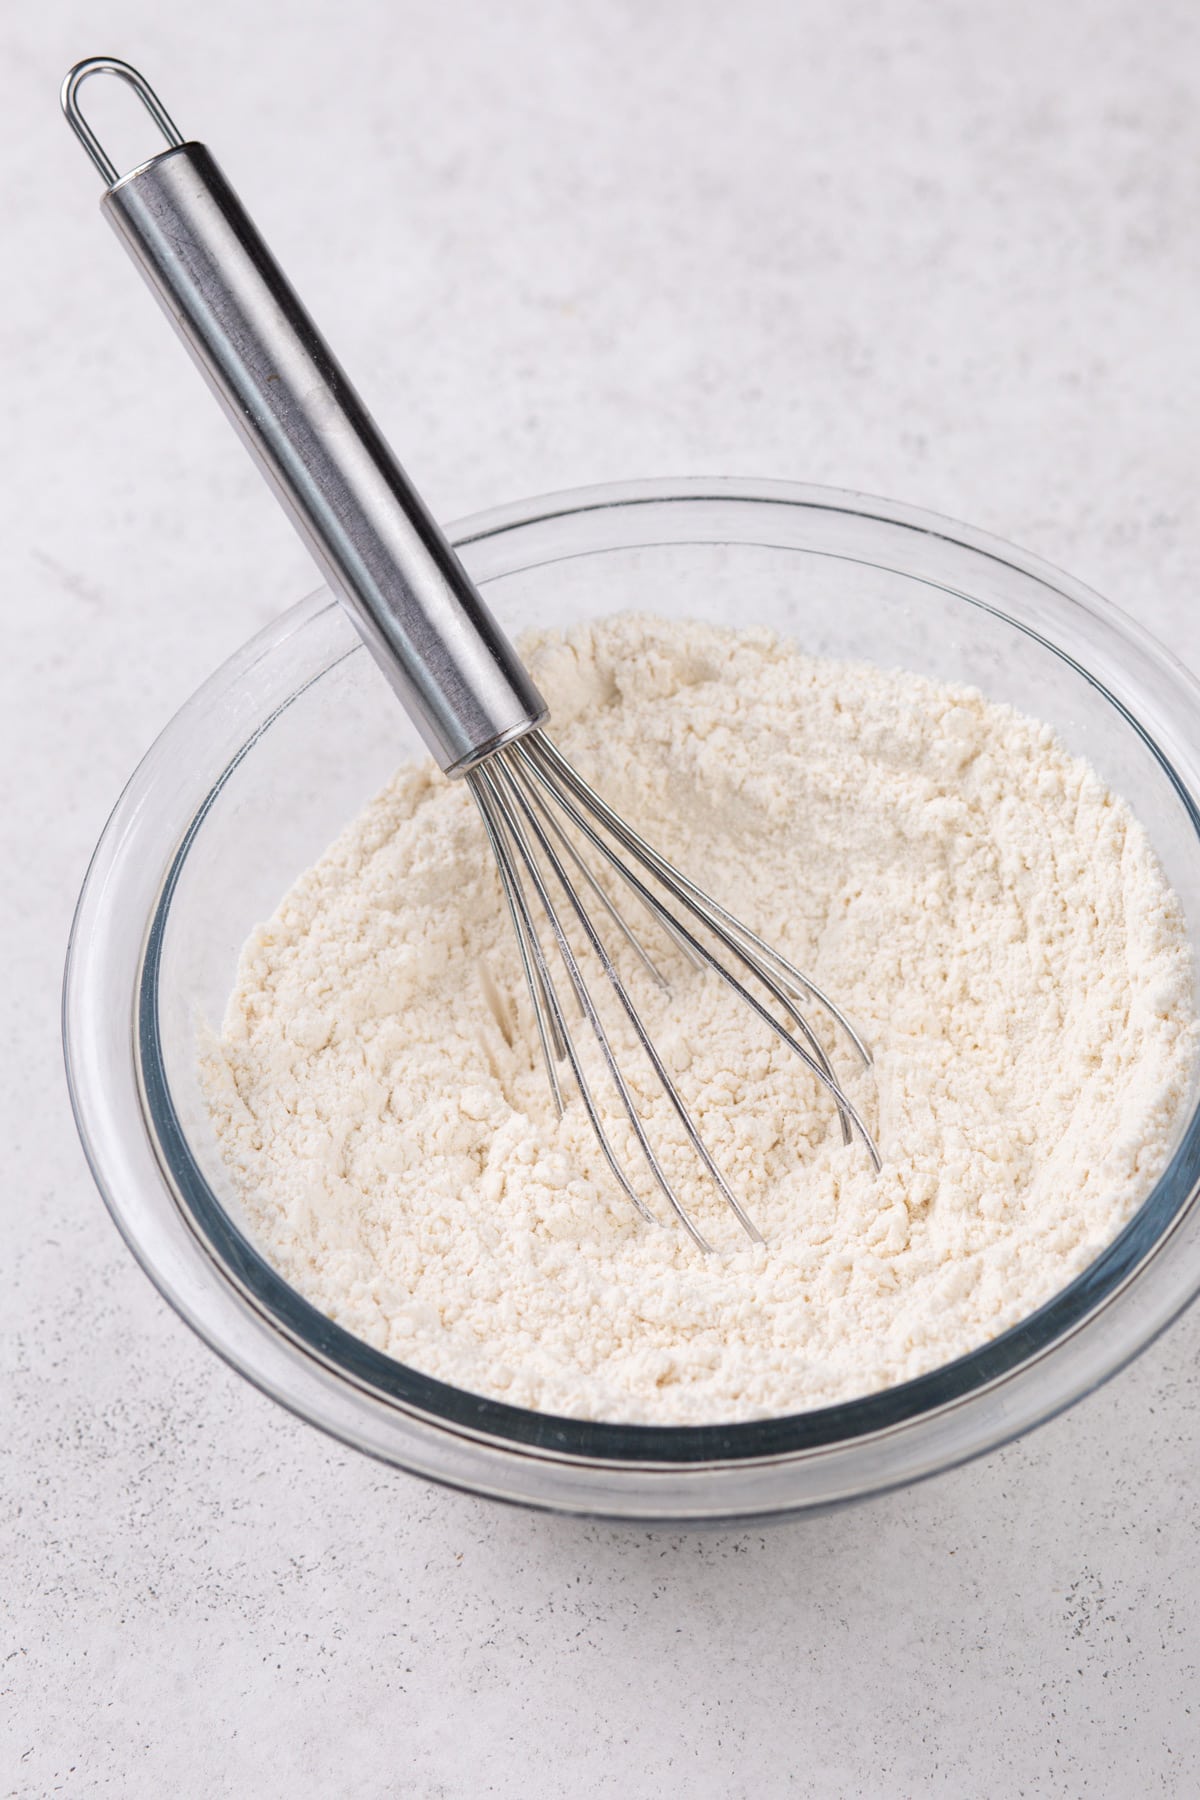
5, 1, 1200, 1792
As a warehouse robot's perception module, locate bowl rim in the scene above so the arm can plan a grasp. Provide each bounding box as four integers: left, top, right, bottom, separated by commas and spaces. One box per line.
63, 476, 1200, 1517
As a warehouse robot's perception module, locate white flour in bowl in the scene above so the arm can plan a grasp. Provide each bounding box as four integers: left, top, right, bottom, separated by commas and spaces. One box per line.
201, 614, 1198, 1423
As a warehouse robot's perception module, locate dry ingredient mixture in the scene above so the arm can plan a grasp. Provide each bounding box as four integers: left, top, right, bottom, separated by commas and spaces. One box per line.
202, 614, 1198, 1423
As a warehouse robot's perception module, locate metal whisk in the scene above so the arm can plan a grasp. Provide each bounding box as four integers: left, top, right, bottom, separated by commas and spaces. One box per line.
63, 57, 880, 1250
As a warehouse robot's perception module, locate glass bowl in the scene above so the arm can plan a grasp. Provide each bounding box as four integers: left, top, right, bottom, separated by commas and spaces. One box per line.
64, 479, 1200, 1521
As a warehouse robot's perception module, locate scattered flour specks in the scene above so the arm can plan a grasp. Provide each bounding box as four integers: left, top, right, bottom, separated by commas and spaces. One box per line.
201, 614, 1198, 1422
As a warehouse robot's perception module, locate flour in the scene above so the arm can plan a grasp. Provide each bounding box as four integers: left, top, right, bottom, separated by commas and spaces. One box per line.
201, 614, 1198, 1423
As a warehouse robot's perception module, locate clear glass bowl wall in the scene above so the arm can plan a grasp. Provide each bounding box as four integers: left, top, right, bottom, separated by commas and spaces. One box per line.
65, 481, 1200, 1521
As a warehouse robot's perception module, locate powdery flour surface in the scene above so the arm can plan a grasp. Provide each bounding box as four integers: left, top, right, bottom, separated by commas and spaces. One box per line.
202, 615, 1198, 1423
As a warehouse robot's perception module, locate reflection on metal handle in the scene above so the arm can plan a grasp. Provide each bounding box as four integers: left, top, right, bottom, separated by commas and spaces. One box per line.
60, 58, 547, 774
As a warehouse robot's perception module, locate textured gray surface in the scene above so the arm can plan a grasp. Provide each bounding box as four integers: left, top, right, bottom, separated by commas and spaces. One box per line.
5, 0, 1200, 1793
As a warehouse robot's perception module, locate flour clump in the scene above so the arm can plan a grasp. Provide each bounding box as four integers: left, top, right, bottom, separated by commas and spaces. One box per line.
202, 614, 1198, 1422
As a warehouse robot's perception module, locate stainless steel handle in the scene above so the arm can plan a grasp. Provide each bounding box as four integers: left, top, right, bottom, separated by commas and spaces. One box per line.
61, 57, 546, 774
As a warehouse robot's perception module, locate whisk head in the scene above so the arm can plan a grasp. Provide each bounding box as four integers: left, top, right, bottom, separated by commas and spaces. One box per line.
468, 729, 880, 1251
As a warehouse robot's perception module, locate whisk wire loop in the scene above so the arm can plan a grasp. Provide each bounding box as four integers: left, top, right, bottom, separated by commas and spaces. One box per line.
515, 734, 882, 1172
525, 745, 853, 1145
501, 756, 764, 1247
468, 728, 879, 1249
471, 772, 566, 1117
531, 732, 874, 1070
472, 770, 662, 1231
515, 778, 672, 994
472, 763, 703, 1246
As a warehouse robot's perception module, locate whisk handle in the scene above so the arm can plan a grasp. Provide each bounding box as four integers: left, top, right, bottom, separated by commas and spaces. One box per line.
61, 58, 547, 775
